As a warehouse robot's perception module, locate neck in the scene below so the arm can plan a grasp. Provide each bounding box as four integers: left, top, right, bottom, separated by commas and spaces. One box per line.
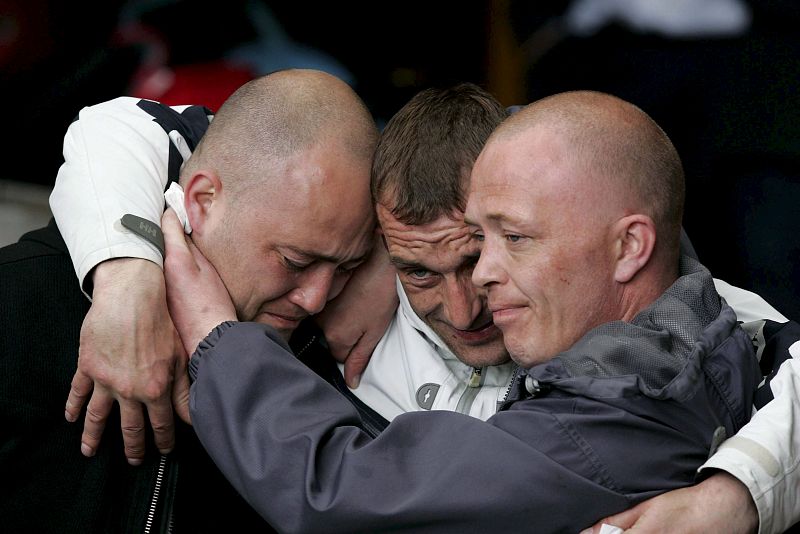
618, 265, 677, 323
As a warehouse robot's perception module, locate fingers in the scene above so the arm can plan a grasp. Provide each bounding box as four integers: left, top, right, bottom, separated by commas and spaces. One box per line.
81, 389, 114, 458
146, 398, 175, 455
343, 342, 372, 390
77, 384, 177, 463
342, 326, 385, 389
580, 504, 644, 534
119, 400, 147, 465
326, 337, 351, 363
65, 369, 93, 422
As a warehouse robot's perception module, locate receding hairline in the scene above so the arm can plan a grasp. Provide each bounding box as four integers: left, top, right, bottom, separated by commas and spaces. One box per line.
488, 90, 685, 257
181, 68, 378, 196
494, 90, 646, 141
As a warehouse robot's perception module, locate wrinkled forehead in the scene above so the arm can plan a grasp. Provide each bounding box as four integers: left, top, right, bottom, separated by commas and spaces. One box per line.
377, 204, 478, 265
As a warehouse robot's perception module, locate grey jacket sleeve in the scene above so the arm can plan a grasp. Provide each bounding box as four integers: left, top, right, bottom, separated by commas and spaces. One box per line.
188, 322, 716, 534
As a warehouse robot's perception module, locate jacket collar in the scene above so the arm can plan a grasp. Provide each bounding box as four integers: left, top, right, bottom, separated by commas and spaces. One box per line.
527, 256, 736, 400
396, 276, 461, 362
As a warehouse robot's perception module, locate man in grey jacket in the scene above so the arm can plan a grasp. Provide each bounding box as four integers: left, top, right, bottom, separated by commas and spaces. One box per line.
164, 89, 764, 533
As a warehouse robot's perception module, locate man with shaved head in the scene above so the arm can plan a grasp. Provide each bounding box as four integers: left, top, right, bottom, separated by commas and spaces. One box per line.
151, 89, 785, 532
52, 68, 378, 464
0, 69, 377, 532
467, 89, 687, 367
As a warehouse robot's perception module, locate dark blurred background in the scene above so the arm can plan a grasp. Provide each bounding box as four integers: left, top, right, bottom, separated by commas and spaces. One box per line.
1, 0, 798, 319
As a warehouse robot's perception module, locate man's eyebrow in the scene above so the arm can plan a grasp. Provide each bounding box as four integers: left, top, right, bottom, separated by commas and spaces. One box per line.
463, 216, 480, 227
284, 246, 369, 266
464, 212, 514, 226
389, 256, 428, 270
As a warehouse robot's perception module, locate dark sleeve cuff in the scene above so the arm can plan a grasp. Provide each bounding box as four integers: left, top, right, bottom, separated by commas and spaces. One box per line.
188, 321, 238, 382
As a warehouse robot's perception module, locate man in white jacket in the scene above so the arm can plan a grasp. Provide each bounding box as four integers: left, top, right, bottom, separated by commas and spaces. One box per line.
51, 81, 799, 533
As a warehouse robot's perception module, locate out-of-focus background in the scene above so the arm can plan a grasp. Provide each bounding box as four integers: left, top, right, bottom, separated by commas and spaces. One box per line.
2, 0, 798, 319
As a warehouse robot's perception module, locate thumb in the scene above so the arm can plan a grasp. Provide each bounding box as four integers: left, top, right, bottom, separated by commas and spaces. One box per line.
343, 342, 373, 389
581, 505, 644, 534
172, 352, 192, 425
162, 208, 191, 262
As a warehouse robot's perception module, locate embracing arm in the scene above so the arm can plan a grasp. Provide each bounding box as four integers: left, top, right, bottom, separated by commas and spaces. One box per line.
189, 322, 633, 533
160, 210, 626, 532
586, 283, 800, 534
165, 190, 735, 533
50, 96, 180, 294
51, 96, 209, 462
584, 472, 758, 534
589, 352, 800, 534
700, 330, 800, 534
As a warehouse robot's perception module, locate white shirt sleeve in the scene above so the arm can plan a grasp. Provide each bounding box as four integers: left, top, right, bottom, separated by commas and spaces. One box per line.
714, 278, 788, 323
49, 97, 190, 298
705, 279, 799, 534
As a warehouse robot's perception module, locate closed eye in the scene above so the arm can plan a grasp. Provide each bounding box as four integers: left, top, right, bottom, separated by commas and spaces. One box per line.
336, 262, 361, 275
283, 256, 310, 272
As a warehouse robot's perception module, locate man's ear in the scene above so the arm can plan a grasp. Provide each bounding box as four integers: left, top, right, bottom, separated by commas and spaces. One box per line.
183, 171, 223, 236
613, 214, 656, 283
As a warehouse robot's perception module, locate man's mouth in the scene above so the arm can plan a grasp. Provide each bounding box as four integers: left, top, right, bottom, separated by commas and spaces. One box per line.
489, 305, 526, 328
452, 319, 501, 344
258, 311, 307, 330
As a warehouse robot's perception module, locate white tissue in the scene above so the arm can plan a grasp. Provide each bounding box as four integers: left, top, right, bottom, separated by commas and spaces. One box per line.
599, 524, 624, 534
164, 182, 192, 234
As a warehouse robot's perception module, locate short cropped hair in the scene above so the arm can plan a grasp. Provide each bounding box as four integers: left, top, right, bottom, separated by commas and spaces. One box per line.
372, 83, 508, 225
183, 69, 378, 200
500, 90, 685, 258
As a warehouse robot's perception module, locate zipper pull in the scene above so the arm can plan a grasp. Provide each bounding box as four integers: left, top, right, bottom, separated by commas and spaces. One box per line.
468, 367, 483, 388
524, 375, 551, 397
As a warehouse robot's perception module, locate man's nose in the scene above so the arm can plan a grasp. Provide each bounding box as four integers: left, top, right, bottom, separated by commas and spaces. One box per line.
442, 276, 481, 330
289, 266, 335, 315
472, 239, 503, 289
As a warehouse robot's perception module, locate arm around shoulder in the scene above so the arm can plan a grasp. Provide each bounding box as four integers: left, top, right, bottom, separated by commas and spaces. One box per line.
50, 96, 176, 295
700, 321, 800, 534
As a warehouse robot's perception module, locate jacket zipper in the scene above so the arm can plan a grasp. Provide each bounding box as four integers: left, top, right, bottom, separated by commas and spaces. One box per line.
144, 454, 172, 534
455, 367, 485, 414
501, 366, 521, 403
294, 334, 317, 359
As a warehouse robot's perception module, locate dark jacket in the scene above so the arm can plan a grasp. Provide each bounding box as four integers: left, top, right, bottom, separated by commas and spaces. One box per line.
0, 99, 388, 534
0, 221, 274, 533
188, 256, 761, 533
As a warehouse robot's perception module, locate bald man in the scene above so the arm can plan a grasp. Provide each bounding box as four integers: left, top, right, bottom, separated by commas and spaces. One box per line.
0, 69, 377, 532
157, 90, 779, 533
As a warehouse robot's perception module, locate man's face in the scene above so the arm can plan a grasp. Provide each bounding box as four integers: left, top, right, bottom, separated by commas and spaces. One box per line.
376, 203, 508, 368
203, 142, 375, 341
465, 129, 619, 368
